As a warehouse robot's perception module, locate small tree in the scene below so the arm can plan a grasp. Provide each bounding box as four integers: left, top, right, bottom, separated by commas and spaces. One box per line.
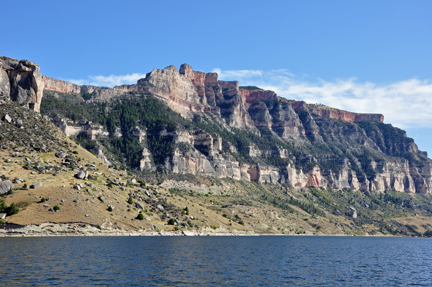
0, 200, 7, 213
7, 203, 19, 215
137, 213, 144, 220
183, 207, 189, 215
127, 197, 133, 204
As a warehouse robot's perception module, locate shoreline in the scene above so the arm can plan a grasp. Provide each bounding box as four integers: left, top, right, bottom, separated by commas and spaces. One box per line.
0, 222, 409, 238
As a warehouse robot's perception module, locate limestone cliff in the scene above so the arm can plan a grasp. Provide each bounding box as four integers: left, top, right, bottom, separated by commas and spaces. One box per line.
0, 56, 44, 112
43, 75, 128, 100
38, 61, 432, 194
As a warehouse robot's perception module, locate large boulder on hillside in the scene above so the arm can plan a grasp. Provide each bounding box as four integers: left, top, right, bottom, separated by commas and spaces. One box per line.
75, 170, 88, 179
0, 180, 14, 195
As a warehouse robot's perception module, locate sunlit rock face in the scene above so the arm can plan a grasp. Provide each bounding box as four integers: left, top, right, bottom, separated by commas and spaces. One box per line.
39, 61, 432, 194
1, 57, 44, 112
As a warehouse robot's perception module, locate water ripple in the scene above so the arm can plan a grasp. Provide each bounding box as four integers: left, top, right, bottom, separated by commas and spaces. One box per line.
0, 236, 432, 286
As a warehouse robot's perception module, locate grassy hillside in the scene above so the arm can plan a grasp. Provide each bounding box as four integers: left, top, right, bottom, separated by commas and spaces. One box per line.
0, 100, 432, 236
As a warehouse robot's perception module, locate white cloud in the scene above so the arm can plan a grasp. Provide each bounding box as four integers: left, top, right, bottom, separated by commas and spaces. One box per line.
214, 68, 432, 129
67, 73, 147, 88
212, 68, 263, 80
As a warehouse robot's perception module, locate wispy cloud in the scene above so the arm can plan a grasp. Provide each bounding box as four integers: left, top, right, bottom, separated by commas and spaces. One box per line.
67, 73, 147, 87
213, 68, 432, 129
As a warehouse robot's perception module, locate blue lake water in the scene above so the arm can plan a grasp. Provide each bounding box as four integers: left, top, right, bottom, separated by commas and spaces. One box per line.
0, 236, 431, 286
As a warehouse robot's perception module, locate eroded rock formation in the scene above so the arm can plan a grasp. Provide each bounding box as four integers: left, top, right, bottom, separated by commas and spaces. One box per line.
38, 61, 432, 194
0, 56, 44, 112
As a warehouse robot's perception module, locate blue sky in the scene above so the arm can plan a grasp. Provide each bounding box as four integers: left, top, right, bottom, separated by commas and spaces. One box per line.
3, 0, 432, 155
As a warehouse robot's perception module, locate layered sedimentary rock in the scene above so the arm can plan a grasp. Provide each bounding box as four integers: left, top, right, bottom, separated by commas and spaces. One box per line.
38, 61, 432, 194
240, 89, 278, 104
0, 56, 44, 112
43, 75, 128, 101
287, 100, 384, 124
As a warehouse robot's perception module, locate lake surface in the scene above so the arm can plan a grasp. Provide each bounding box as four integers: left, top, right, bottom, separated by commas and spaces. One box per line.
0, 236, 431, 286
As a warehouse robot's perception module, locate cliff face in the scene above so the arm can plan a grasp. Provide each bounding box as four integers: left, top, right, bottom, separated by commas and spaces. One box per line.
287, 100, 384, 123
43, 75, 129, 100
137, 63, 257, 131
0, 56, 44, 112
38, 61, 432, 194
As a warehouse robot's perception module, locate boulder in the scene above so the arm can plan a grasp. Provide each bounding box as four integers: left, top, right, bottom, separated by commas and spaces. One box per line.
0, 180, 14, 195
135, 202, 145, 210
350, 206, 358, 219
3, 114, 11, 123
74, 170, 88, 179
29, 182, 42, 189
98, 196, 107, 203
55, 151, 68, 158
13, 178, 24, 184
86, 164, 96, 170
87, 174, 97, 180
157, 205, 164, 211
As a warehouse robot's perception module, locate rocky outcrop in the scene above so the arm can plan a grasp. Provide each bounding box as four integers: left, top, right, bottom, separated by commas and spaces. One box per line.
287, 100, 384, 124
93, 144, 112, 165
137, 65, 210, 119
52, 117, 108, 139
140, 148, 154, 171
178, 64, 257, 131
240, 89, 278, 104
43, 75, 129, 101
0, 56, 44, 112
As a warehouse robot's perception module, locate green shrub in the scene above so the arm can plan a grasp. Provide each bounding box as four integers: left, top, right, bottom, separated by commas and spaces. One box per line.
137, 213, 144, 220
238, 220, 245, 226
72, 150, 78, 154
107, 205, 113, 212
0, 201, 7, 213
183, 207, 189, 215
210, 225, 217, 230
7, 189, 13, 195
174, 226, 179, 230
53, 205, 60, 211
7, 203, 19, 215
41, 197, 46, 203
167, 218, 175, 225
23, 183, 27, 189
127, 197, 134, 204
107, 182, 113, 188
